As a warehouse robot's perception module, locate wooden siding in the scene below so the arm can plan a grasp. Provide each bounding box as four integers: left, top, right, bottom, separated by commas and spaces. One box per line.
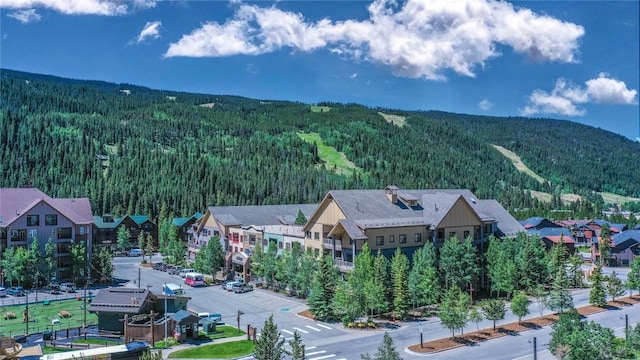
438, 198, 482, 228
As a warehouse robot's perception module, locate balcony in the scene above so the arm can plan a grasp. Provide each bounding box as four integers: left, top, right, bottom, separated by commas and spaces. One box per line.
333, 259, 353, 272
323, 238, 342, 251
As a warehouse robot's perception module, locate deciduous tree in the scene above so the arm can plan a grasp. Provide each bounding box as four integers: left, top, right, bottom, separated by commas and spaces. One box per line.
510, 291, 530, 324
606, 271, 626, 302
361, 332, 402, 360
439, 286, 470, 338
481, 299, 506, 330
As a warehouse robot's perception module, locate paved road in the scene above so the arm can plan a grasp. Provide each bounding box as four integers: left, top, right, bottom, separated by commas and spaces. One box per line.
113, 257, 640, 360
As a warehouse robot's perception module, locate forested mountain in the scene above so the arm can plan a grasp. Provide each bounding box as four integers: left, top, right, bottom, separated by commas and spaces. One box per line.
1, 69, 638, 222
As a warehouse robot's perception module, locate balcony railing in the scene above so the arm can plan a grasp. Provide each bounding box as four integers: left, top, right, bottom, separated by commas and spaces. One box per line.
323, 238, 342, 251
333, 259, 353, 272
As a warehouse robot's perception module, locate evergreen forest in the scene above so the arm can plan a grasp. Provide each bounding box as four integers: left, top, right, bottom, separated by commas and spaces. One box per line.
1, 69, 639, 222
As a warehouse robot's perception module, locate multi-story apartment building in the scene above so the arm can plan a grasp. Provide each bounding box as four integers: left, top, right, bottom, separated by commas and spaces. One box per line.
189, 204, 316, 282
93, 214, 158, 251
302, 186, 524, 288
0, 187, 93, 283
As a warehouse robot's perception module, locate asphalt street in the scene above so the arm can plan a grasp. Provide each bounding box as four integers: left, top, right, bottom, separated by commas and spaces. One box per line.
111, 256, 640, 360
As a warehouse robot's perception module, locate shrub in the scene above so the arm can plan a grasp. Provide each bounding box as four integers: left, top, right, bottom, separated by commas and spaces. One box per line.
4, 312, 16, 320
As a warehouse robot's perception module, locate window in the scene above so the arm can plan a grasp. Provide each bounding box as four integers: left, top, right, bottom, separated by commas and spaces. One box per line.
27, 215, 39, 226
314, 248, 319, 257
314, 232, 320, 240
45, 214, 58, 226
449, 231, 456, 239
286, 243, 291, 251
399, 234, 407, 243
278, 242, 283, 249
263, 239, 268, 246
29, 229, 38, 239
389, 235, 395, 243
464, 231, 470, 239
414, 233, 422, 242
79, 226, 85, 235
376, 236, 384, 246
11, 229, 26, 241
58, 227, 72, 239
305, 231, 311, 239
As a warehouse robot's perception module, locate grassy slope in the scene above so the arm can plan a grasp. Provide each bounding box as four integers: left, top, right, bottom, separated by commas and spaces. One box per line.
493, 144, 640, 204
297, 132, 361, 176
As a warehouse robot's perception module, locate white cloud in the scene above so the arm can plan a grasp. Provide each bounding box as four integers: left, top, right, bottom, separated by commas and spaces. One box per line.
350, 73, 358, 79
585, 72, 638, 104
7, 8, 40, 23
165, 0, 584, 80
478, 98, 493, 111
0, 0, 128, 15
521, 74, 638, 117
136, 21, 162, 43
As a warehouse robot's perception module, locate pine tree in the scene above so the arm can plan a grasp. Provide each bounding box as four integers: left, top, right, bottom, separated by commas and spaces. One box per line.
391, 248, 410, 320
117, 226, 130, 251
588, 265, 606, 307
361, 332, 402, 360
287, 331, 305, 360
254, 315, 285, 360
307, 253, 338, 321
547, 267, 574, 313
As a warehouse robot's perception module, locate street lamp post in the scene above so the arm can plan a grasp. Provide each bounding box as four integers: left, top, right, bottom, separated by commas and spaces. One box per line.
419, 324, 424, 348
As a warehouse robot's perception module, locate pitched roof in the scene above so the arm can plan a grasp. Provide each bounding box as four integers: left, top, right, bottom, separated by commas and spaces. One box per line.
88, 288, 155, 313
611, 230, 640, 247
208, 204, 317, 227
93, 215, 123, 228
543, 235, 576, 244
172, 213, 203, 227
129, 215, 152, 225
324, 188, 523, 237
527, 227, 574, 237
0, 187, 93, 226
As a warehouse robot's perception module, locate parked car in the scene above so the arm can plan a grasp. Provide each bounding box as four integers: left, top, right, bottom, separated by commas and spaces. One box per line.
0, 287, 6, 297
168, 266, 182, 275
45, 283, 61, 294
7, 286, 25, 296
128, 248, 143, 257
60, 282, 76, 293
152, 262, 166, 271
233, 284, 254, 294
178, 268, 195, 278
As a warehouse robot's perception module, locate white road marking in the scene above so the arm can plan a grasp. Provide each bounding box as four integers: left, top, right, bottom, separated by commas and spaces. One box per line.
307, 350, 326, 356
281, 329, 294, 335
306, 325, 322, 332
293, 327, 309, 334
309, 355, 335, 360
316, 324, 332, 330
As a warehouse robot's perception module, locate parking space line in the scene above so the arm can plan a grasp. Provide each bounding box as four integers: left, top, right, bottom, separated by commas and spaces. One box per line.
306, 325, 322, 332
293, 327, 309, 334
307, 351, 326, 356
282, 329, 294, 335
316, 324, 332, 330
309, 355, 335, 360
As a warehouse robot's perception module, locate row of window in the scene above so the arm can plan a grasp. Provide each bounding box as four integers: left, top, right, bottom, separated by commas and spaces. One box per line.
26, 214, 58, 226
375, 233, 422, 246
9, 227, 80, 241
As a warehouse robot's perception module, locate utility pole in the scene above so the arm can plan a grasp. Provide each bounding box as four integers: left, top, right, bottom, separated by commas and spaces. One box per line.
237, 310, 244, 330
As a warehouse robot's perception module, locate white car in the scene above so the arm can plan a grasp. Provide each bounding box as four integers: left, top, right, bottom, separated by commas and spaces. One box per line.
60, 282, 76, 292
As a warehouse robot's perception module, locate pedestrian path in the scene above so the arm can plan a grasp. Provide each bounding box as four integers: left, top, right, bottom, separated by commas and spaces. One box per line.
259, 323, 336, 340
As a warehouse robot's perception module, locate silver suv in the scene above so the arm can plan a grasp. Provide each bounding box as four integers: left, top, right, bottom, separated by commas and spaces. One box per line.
60, 282, 76, 292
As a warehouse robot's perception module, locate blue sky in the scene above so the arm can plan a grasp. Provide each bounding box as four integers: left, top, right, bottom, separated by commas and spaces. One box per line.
1, 1, 638, 140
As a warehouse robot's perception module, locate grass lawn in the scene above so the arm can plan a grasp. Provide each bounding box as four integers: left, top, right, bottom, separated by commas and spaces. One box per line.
42, 345, 73, 355
72, 338, 121, 346
168, 340, 254, 359
200, 325, 245, 340
0, 298, 97, 336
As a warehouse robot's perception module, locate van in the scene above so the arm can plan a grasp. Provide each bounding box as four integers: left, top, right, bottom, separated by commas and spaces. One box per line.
162, 283, 185, 296
128, 248, 143, 257
225, 281, 242, 291
178, 268, 195, 278
197, 312, 222, 324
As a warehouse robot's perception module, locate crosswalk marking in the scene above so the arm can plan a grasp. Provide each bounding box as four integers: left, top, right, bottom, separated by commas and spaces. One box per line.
281, 329, 294, 335
293, 327, 309, 334
306, 346, 317, 350
306, 325, 322, 332
306, 350, 326, 356
309, 355, 335, 360
316, 324, 332, 330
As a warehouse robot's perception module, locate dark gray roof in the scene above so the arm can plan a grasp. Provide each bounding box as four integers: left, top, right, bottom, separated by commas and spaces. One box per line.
209, 204, 317, 227
88, 288, 155, 314
171, 310, 201, 325
612, 230, 640, 247
327, 189, 523, 237
333, 219, 367, 239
